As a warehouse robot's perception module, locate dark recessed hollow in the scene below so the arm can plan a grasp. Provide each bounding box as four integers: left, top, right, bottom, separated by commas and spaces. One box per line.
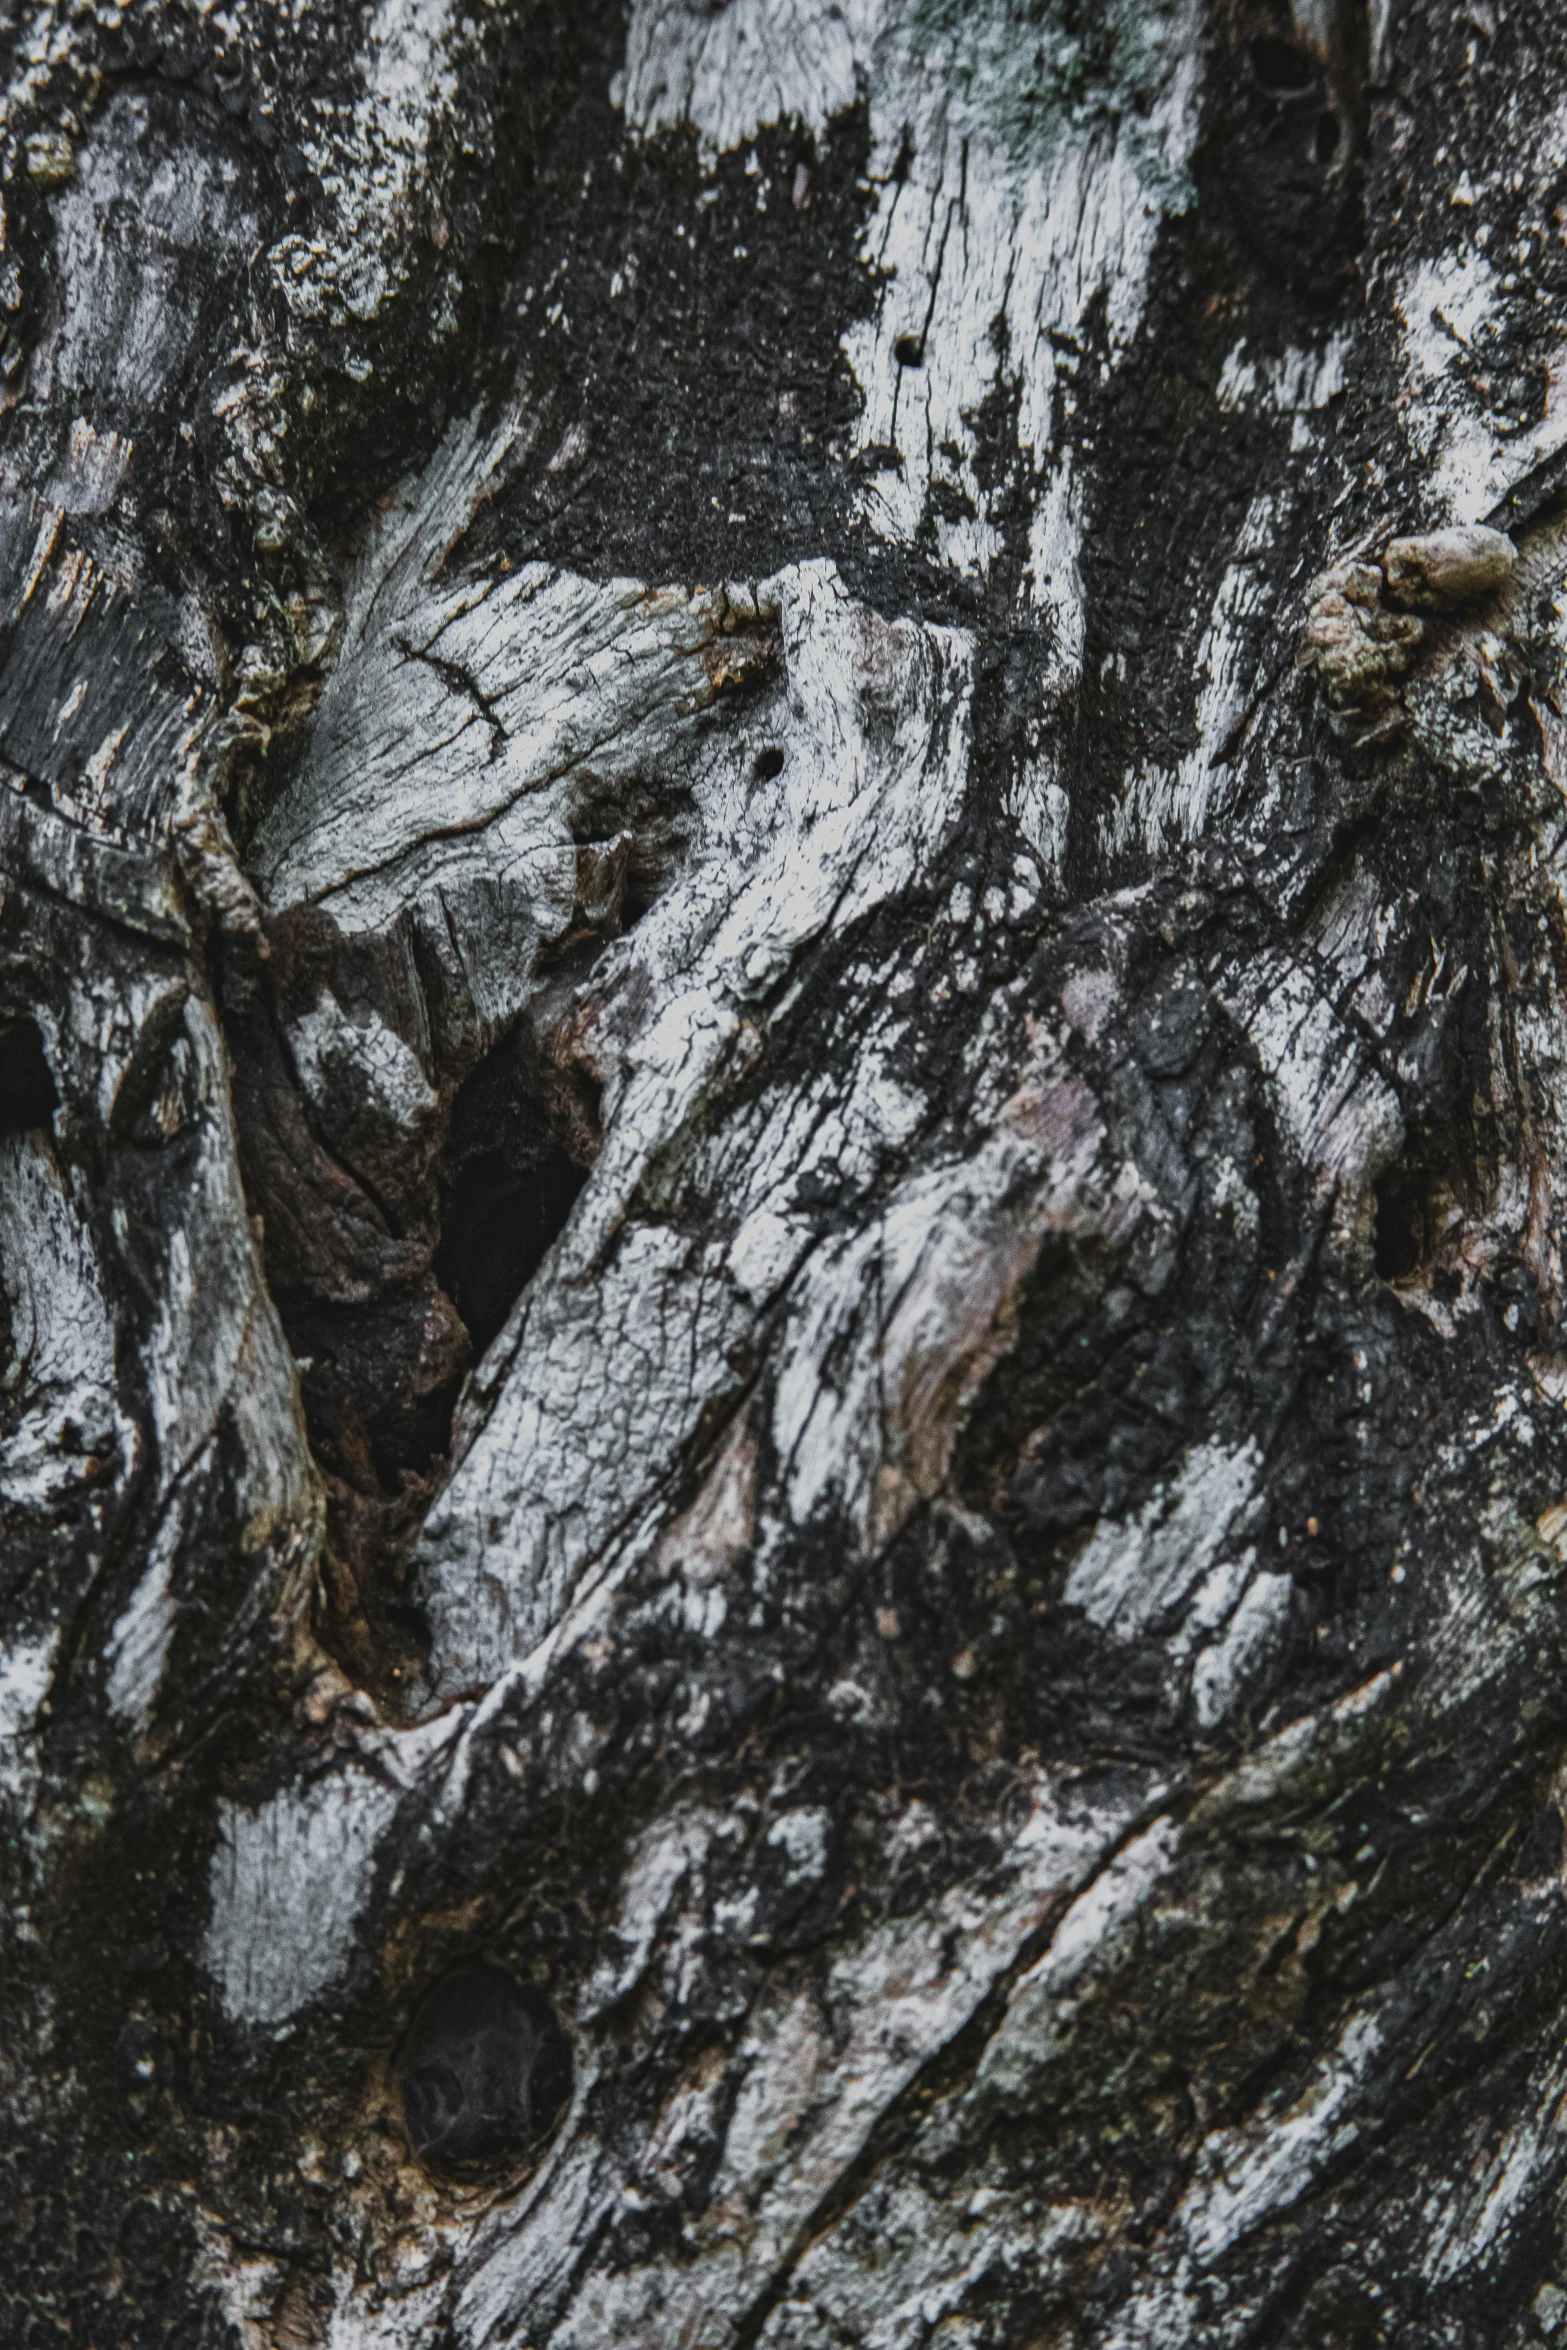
434, 1023, 593, 1359
753, 745, 786, 781
1315, 110, 1340, 162
1249, 36, 1314, 93
0, 1018, 57, 1136
281, 1291, 468, 1491
398, 1960, 572, 2174
1373, 1169, 1427, 1282
893, 332, 925, 368
436, 1146, 584, 1357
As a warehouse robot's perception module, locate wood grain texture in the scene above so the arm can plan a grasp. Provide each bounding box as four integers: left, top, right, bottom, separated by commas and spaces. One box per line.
6, 3, 1567, 2344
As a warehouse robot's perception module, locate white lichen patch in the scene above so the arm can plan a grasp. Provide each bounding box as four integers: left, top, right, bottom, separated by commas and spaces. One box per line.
847, 0, 1202, 590
742, 1816, 1189, 2344
410, 557, 977, 1693
102, 1501, 186, 1735
1063, 1439, 1262, 1636
1216, 334, 1348, 415
624, 0, 1203, 617
203, 1769, 401, 2027
968, 1815, 1183, 2109
271, 0, 462, 332
253, 406, 786, 1081
0, 1631, 58, 1811
1189, 1567, 1294, 1731
764, 2172, 1095, 2349
0, 1129, 130, 1520
1171, 2004, 1384, 2263
446, 1764, 1158, 2350
33, 86, 259, 419
1396, 246, 1567, 524
580, 1805, 734, 2017
1127, 491, 1288, 850
287, 991, 439, 1143
770, 1039, 1137, 1553
1222, 949, 1404, 1194
624, 0, 882, 155
137, 999, 313, 1530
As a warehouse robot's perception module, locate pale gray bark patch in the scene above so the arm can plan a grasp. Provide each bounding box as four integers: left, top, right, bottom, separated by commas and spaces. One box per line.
9, 2, 1567, 2347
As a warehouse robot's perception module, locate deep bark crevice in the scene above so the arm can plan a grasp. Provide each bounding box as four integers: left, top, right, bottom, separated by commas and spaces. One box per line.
0, 1015, 57, 1135
222, 923, 601, 1702
434, 1019, 596, 1362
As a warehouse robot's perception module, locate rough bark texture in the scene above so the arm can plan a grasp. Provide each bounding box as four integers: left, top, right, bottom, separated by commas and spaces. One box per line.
9, 1, 1567, 2344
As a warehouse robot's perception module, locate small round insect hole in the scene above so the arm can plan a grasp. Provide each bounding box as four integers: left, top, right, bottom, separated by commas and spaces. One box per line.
753, 745, 786, 781
397, 1960, 573, 2175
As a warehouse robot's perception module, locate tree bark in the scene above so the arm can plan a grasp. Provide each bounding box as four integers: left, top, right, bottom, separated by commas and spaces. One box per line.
7, 1, 1567, 2343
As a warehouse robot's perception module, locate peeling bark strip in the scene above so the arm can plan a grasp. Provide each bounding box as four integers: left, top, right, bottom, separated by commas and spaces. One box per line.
12, 4, 1567, 2346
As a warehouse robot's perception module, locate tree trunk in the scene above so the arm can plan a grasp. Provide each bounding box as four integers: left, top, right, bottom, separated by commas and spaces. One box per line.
7, 1, 1567, 2343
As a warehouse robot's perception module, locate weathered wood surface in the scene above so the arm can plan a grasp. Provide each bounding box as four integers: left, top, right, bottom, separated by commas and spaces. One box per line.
6, 2, 1567, 2343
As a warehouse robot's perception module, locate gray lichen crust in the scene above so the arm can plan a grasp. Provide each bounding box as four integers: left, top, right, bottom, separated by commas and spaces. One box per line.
9, 3, 1567, 2348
